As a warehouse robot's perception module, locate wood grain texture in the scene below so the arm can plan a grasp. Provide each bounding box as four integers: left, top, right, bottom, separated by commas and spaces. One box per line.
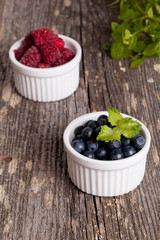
0, 0, 159, 239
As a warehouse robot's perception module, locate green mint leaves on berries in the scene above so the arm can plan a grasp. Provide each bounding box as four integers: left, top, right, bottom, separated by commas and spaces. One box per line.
97, 107, 141, 142
104, 0, 160, 68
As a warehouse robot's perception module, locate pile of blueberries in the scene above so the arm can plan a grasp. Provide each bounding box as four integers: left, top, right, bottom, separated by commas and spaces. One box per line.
71, 114, 146, 160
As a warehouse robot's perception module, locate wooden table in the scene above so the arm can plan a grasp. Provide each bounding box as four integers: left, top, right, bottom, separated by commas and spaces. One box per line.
0, 0, 159, 239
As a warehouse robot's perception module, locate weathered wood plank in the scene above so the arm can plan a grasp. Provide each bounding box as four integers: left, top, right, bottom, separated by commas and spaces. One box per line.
0, 0, 159, 239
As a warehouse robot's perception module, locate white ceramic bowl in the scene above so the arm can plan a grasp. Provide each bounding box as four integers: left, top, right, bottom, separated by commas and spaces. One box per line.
9, 35, 82, 102
63, 111, 151, 197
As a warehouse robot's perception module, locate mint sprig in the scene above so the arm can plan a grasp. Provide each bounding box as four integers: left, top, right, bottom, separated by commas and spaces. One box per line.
96, 107, 141, 143
104, 0, 160, 67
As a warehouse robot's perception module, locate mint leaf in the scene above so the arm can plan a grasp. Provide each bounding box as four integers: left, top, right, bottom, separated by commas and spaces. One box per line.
133, 41, 147, 53
111, 22, 119, 31
130, 56, 144, 68
117, 117, 142, 138
108, 107, 123, 126
150, 42, 160, 57
121, 46, 132, 58
117, 22, 130, 31
129, 35, 137, 49
122, 32, 129, 45
111, 42, 124, 59
97, 125, 121, 142
125, 29, 132, 40
112, 31, 122, 42
104, 0, 160, 67
147, 7, 153, 18
119, 7, 140, 20
155, 4, 160, 15
97, 107, 142, 142
108, 108, 141, 138
143, 42, 159, 56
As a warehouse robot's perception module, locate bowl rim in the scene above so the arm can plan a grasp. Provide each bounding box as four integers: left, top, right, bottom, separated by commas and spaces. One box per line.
63, 111, 151, 170
9, 34, 82, 74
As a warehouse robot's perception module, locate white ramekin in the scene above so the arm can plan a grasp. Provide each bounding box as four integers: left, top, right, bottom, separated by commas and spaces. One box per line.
9, 35, 82, 102
63, 111, 151, 197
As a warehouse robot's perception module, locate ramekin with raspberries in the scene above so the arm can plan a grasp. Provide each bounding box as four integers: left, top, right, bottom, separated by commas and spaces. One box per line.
9, 28, 82, 102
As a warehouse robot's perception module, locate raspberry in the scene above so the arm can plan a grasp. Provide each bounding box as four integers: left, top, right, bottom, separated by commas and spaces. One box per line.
14, 44, 27, 60
53, 34, 59, 40
61, 48, 75, 62
52, 58, 67, 67
51, 37, 65, 50
32, 28, 55, 47
14, 33, 34, 61
20, 46, 41, 67
40, 43, 61, 64
37, 63, 50, 68
24, 33, 34, 48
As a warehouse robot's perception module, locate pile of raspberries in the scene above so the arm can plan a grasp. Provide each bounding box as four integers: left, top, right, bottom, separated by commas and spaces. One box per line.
14, 28, 75, 68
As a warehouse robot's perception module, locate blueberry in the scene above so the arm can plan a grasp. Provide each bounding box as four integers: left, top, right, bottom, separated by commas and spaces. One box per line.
106, 121, 113, 128
86, 140, 99, 152
132, 134, 146, 150
97, 115, 114, 128
123, 145, 136, 157
106, 140, 121, 150
97, 115, 108, 126
73, 134, 83, 141
110, 149, 124, 160
95, 147, 107, 160
87, 120, 99, 129
94, 126, 101, 138
81, 127, 93, 140
83, 151, 95, 159
121, 136, 131, 147
74, 125, 84, 136
71, 139, 85, 153
83, 120, 92, 127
